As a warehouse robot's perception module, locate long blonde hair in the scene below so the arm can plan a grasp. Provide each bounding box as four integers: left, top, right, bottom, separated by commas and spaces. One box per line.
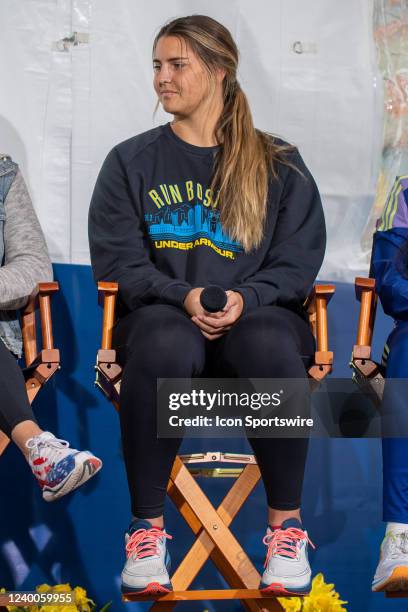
153, 15, 300, 253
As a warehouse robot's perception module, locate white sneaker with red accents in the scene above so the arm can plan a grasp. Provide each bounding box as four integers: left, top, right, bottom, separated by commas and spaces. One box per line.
259, 518, 315, 595
121, 519, 173, 595
27, 431, 102, 502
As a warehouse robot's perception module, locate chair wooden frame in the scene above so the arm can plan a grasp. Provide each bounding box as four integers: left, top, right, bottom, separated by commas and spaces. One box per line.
0, 282, 60, 456
350, 277, 384, 407
95, 282, 335, 610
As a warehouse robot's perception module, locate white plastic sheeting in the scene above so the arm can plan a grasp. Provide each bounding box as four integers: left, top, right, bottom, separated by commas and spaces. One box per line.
0, 0, 384, 279
366, 0, 408, 251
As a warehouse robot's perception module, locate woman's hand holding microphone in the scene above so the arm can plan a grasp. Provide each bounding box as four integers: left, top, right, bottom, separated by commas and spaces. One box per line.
183, 286, 244, 340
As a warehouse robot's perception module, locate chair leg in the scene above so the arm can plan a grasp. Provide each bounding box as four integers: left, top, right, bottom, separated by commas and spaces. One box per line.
171, 465, 261, 584
149, 457, 282, 612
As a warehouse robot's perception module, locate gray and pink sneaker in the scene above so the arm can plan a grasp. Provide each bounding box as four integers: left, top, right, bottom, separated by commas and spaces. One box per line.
121, 519, 173, 595
260, 518, 315, 595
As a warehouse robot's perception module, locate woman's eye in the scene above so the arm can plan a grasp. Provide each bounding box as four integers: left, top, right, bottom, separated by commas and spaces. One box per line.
153, 63, 186, 72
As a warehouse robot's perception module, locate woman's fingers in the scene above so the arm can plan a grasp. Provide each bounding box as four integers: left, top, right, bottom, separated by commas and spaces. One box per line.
198, 309, 238, 328
191, 316, 231, 334
201, 330, 225, 340
204, 309, 229, 319
191, 291, 242, 334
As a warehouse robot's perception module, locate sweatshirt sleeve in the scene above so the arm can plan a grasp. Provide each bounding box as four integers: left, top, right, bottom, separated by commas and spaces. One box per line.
372, 229, 408, 320
233, 149, 326, 313
0, 170, 53, 310
88, 147, 192, 310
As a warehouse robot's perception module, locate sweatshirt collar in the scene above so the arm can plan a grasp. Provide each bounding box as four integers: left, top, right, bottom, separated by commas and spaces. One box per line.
163, 122, 221, 157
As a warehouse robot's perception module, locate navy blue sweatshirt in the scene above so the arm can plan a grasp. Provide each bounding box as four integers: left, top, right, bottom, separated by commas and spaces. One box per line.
88, 123, 326, 317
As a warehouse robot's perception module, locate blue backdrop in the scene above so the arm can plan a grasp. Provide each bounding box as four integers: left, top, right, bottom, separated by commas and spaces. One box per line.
0, 264, 405, 611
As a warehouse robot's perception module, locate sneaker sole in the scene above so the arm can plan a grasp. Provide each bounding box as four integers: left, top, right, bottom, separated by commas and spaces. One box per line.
42, 455, 102, 502
372, 566, 408, 592
260, 582, 311, 596
122, 582, 172, 596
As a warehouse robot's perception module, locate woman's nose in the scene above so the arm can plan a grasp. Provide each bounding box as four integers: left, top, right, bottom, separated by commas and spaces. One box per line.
157, 65, 172, 82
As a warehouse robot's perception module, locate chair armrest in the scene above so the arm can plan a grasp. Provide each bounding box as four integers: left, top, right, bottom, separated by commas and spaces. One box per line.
20, 282, 60, 403
353, 277, 377, 360
21, 282, 59, 366
307, 284, 335, 351
307, 284, 335, 381
98, 282, 118, 350
96, 282, 121, 409
38, 282, 59, 350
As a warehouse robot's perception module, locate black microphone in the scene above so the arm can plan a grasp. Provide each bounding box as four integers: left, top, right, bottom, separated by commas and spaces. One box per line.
200, 285, 228, 313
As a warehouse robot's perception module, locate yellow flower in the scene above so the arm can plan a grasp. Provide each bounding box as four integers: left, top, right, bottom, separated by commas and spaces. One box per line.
35, 584, 79, 612
302, 573, 348, 612
73, 587, 87, 603
277, 596, 303, 611
36, 584, 52, 593
39, 606, 76, 612
52, 584, 72, 593
0, 583, 99, 612
73, 585, 95, 610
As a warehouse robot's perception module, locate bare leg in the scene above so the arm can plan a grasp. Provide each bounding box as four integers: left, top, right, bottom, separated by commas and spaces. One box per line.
268, 507, 301, 527
11, 420, 43, 460
133, 515, 165, 529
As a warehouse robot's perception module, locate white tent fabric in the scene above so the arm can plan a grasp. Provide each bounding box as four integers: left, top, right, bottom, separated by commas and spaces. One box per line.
0, 0, 383, 279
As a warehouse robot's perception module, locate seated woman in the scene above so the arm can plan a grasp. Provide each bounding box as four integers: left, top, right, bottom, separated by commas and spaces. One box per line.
371, 173, 408, 591
89, 15, 326, 596
0, 153, 102, 502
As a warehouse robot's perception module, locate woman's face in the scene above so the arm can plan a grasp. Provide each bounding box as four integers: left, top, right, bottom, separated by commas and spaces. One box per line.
153, 35, 215, 118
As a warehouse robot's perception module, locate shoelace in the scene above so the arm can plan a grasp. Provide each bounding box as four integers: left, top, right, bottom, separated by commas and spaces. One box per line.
126, 528, 173, 560
263, 527, 315, 566
27, 436, 70, 467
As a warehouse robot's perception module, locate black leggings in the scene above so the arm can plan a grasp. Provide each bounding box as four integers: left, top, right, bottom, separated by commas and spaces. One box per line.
0, 339, 36, 438
113, 304, 315, 518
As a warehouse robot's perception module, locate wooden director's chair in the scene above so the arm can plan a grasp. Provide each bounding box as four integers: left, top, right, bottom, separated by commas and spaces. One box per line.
0, 282, 60, 457
95, 282, 335, 611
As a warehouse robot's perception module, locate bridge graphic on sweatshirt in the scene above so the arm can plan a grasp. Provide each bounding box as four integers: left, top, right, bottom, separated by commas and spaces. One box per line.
144, 202, 244, 253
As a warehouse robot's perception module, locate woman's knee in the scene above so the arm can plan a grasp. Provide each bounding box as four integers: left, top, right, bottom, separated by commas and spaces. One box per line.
114, 304, 206, 375
222, 306, 309, 376
227, 307, 295, 353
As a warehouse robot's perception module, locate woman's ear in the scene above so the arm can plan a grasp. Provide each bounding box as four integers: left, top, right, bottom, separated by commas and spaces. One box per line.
216, 67, 227, 84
